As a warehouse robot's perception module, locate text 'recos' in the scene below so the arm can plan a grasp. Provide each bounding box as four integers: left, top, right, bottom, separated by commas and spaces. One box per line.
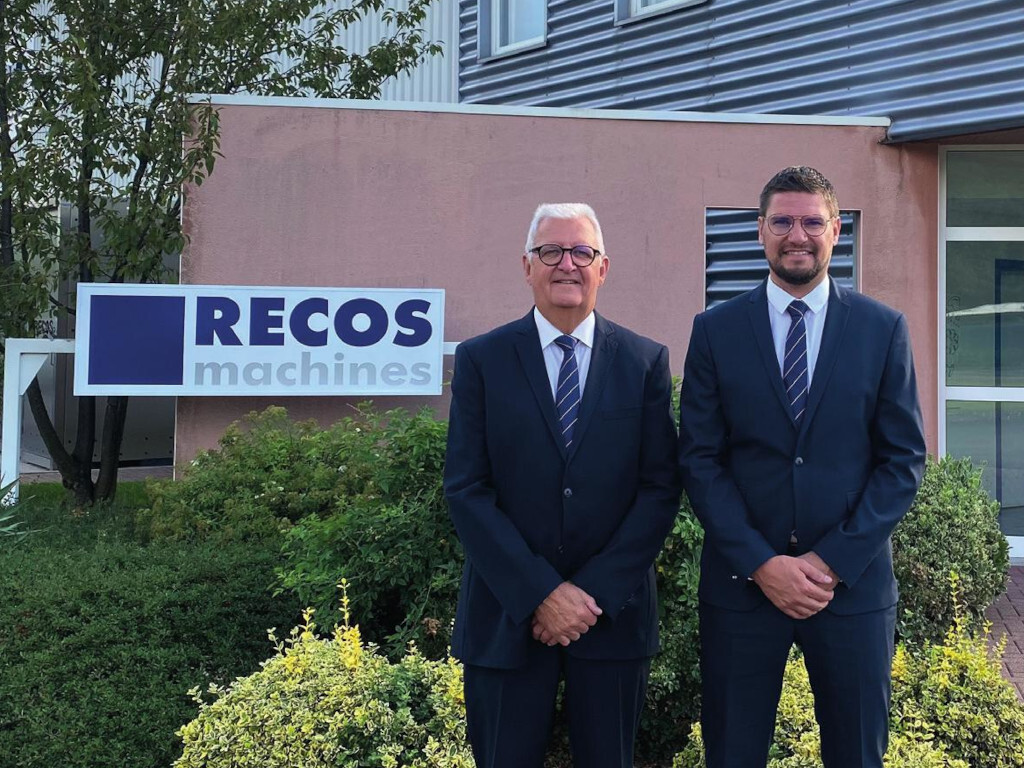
74, 284, 446, 396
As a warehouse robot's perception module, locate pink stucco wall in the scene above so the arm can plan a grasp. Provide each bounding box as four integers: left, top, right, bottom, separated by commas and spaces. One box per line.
177, 101, 939, 466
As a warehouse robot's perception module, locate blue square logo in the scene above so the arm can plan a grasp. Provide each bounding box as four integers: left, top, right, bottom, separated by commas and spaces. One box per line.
88, 295, 186, 385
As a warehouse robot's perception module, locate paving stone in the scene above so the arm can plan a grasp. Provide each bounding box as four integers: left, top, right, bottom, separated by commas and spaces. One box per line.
990, 568, 1024, 701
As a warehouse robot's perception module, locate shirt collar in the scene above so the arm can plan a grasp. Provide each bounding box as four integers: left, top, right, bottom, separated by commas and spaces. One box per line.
533, 307, 596, 350
766, 275, 831, 316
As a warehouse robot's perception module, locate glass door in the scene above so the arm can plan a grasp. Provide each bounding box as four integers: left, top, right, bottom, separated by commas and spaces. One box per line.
941, 148, 1024, 555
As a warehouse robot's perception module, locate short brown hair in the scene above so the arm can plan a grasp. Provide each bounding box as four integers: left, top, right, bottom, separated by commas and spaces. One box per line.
759, 166, 838, 217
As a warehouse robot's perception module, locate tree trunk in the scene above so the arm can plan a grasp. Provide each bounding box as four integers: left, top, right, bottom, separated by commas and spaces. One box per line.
0, 0, 13, 270
68, 395, 96, 507
94, 396, 129, 502
25, 376, 95, 505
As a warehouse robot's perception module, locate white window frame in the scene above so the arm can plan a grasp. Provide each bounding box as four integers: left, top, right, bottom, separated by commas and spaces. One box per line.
616, 0, 708, 25
483, 0, 547, 60
939, 145, 1024, 559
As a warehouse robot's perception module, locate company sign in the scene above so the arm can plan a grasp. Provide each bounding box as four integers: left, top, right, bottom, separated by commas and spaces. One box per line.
74, 284, 445, 396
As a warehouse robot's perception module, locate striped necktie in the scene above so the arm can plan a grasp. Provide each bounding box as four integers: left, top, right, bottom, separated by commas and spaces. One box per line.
784, 300, 809, 422
554, 335, 581, 448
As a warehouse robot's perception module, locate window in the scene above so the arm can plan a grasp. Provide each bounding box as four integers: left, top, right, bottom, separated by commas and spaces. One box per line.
940, 148, 1024, 549
615, 0, 708, 25
480, 0, 546, 59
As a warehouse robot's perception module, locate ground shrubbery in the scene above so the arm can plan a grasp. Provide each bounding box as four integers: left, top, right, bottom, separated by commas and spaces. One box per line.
674, 597, 1024, 767
643, 503, 704, 758
176, 596, 473, 768
0, 484, 301, 768
141, 405, 461, 660
138, 405, 1010, 764
893, 456, 1009, 644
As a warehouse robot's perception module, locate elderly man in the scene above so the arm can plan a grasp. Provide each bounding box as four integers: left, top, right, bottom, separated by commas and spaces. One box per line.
679, 167, 927, 768
444, 203, 680, 767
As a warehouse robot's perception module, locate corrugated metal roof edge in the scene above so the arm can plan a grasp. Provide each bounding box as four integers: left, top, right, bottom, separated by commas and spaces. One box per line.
186, 93, 891, 129
885, 114, 1024, 143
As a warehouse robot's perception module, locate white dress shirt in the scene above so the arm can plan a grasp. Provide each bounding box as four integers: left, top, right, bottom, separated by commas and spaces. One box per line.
533, 307, 595, 400
767, 276, 831, 387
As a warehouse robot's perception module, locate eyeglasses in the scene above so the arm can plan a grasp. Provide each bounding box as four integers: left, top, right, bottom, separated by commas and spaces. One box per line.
764, 214, 836, 237
529, 244, 601, 267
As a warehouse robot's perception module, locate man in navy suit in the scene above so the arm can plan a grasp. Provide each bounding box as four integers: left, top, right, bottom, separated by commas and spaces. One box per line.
444, 203, 680, 767
678, 167, 927, 768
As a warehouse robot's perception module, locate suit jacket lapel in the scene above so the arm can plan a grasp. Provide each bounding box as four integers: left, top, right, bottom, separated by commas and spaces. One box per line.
746, 282, 794, 422
801, 280, 852, 431
566, 313, 617, 463
513, 311, 568, 457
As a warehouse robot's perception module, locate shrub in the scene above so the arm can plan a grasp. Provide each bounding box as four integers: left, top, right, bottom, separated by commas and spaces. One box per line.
139, 407, 336, 541
673, 588, 1021, 768
640, 500, 704, 761
275, 406, 459, 659
890, 582, 1024, 768
0, 489, 301, 768
893, 456, 1009, 645
139, 404, 460, 659
175, 599, 473, 768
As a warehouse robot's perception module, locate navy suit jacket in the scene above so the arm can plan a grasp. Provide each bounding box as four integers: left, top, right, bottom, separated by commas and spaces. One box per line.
678, 280, 927, 614
444, 311, 680, 669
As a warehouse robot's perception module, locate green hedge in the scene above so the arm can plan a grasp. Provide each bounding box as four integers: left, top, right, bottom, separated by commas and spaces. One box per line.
0, 488, 300, 768
642, 503, 704, 758
142, 406, 461, 660
893, 456, 1009, 644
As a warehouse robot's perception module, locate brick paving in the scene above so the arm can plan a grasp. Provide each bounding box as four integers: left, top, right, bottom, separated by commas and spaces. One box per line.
985, 565, 1024, 701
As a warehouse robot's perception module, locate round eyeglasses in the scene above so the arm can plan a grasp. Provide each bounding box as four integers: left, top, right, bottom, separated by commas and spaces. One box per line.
529, 244, 601, 267
765, 214, 836, 237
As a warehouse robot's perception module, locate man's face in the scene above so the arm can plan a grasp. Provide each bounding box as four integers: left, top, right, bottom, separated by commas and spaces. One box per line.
758, 191, 840, 293
523, 216, 608, 319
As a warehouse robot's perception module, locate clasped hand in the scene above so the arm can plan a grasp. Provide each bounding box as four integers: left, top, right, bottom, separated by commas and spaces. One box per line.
752, 553, 837, 619
531, 582, 602, 646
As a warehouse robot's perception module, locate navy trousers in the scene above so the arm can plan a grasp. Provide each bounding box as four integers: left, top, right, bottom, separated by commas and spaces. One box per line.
699, 600, 897, 768
463, 642, 650, 768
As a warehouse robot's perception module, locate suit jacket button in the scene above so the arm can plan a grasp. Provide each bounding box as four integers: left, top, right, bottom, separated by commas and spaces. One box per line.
794, 457, 804, 466
563, 487, 573, 498
557, 545, 564, 554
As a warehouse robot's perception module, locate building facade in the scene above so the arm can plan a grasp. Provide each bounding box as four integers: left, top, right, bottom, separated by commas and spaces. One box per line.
456, 0, 1024, 544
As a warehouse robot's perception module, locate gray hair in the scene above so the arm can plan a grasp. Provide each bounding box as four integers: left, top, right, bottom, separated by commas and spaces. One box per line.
524, 203, 606, 257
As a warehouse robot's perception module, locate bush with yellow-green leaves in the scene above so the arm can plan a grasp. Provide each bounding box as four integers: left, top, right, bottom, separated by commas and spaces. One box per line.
175, 591, 472, 768
674, 594, 1023, 768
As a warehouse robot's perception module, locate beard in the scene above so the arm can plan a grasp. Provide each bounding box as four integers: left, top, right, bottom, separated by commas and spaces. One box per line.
768, 252, 825, 286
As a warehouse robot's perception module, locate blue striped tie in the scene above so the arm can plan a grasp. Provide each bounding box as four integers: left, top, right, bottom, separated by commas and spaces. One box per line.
554, 335, 581, 448
784, 300, 809, 423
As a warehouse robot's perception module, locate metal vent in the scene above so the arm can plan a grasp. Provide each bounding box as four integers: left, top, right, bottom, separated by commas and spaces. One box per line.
705, 208, 856, 309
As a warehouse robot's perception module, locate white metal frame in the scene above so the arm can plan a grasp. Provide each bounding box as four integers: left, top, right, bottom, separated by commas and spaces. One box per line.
1, 338, 75, 504
489, 0, 547, 58
629, 0, 706, 21
939, 145, 1024, 559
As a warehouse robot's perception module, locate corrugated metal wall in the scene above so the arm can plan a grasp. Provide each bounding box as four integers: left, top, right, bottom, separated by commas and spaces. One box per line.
459, 0, 1024, 141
